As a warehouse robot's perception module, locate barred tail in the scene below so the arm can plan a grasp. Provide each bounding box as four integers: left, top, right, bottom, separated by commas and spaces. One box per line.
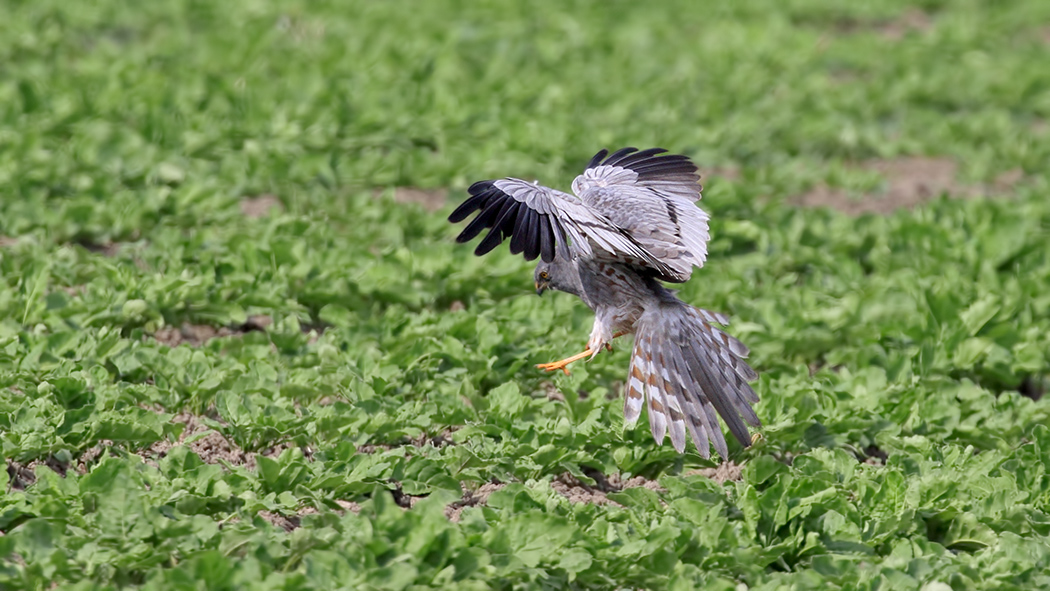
624, 302, 760, 459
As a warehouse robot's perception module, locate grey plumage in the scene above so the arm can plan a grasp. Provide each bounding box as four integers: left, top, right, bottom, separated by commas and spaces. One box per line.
451, 147, 760, 458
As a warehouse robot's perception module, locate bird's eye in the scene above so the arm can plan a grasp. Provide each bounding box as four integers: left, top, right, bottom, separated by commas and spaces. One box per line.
539, 271, 549, 280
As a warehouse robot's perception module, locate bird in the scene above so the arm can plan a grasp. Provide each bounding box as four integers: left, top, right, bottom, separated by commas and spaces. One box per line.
447, 147, 760, 459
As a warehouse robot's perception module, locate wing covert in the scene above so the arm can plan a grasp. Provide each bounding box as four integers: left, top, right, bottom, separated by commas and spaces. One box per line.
572, 147, 712, 282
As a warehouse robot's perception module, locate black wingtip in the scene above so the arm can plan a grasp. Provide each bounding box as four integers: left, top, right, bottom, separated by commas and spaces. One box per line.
468, 180, 496, 194
601, 147, 639, 167
597, 147, 698, 181
585, 149, 610, 170
449, 180, 500, 223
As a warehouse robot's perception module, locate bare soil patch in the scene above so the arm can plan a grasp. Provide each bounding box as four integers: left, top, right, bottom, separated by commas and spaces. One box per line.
151, 316, 272, 347
5, 459, 60, 491
70, 239, 124, 257
141, 412, 298, 470
356, 427, 458, 454
828, 9, 933, 39
336, 499, 362, 515
259, 506, 321, 532
874, 10, 933, 40
446, 481, 506, 522
379, 187, 449, 212
686, 460, 744, 484
7, 443, 123, 491
542, 381, 565, 402
861, 445, 889, 466
792, 157, 1023, 216
412, 428, 456, 449
354, 442, 394, 454
257, 502, 361, 531
259, 510, 301, 531
551, 469, 667, 508
240, 195, 284, 218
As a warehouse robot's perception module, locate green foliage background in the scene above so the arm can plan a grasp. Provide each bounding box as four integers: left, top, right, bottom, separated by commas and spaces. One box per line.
1, 0, 1049, 589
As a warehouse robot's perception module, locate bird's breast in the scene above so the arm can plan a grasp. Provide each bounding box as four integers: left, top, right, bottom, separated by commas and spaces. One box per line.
579, 261, 658, 334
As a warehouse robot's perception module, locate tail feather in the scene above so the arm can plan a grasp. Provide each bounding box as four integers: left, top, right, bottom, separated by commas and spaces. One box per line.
645, 363, 669, 446
697, 333, 762, 427
684, 340, 753, 447
694, 308, 760, 385
666, 341, 720, 456
624, 338, 647, 424
628, 301, 761, 458
696, 308, 731, 327
685, 409, 711, 459
658, 345, 692, 453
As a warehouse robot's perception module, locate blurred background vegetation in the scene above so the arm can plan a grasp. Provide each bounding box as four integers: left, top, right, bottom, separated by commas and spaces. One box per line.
1, 0, 1049, 589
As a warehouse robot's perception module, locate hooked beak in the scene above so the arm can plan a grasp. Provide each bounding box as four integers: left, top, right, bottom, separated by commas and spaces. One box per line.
535, 281, 549, 296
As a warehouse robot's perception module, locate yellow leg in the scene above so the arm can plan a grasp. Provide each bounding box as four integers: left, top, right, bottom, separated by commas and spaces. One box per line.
535, 348, 594, 375
535, 331, 626, 376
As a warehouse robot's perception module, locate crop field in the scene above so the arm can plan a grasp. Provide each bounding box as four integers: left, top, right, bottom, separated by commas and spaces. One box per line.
2, 0, 1050, 589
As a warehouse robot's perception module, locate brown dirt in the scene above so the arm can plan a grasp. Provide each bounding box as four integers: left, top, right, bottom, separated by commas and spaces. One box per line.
0, 236, 19, 248
335, 499, 362, 515
151, 316, 272, 348
356, 427, 458, 454
791, 157, 1023, 216
686, 460, 744, 484
153, 324, 236, 347
446, 482, 506, 522
376, 187, 449, 212
259, 506, 322, 532
7, 443, 123, 491
862, 445, 888, 466
6, 461, 44, 491
876, 10, 933, 40
412, 428, 457, 449
139, 412, 299, 471
829, 9, 933, 39
91, 243, 123, 257
240, 195, 284, 218
542, 381, 565, 402
258, 510, 299, 531
354, 442, 394, 454
550, 470, 667, 508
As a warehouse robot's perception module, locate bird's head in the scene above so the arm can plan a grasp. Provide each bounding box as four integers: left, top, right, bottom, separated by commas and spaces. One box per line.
534, 258, 581, 297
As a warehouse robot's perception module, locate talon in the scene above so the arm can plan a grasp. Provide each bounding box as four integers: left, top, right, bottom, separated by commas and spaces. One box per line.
535, 361, 572, 376
751, 432, 764, 446
535, 348, 595, 375
604, 343, 613, 352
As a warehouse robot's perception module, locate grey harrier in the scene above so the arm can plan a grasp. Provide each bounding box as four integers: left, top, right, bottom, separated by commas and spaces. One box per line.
448, 148, 760, 458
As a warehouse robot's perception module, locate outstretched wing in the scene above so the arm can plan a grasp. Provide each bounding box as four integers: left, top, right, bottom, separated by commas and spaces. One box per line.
448, 178, 677, 277
572, 148, 710, 282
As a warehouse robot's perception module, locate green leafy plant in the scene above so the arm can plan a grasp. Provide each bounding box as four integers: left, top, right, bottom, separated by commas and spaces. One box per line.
1, 0, 1049, 588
